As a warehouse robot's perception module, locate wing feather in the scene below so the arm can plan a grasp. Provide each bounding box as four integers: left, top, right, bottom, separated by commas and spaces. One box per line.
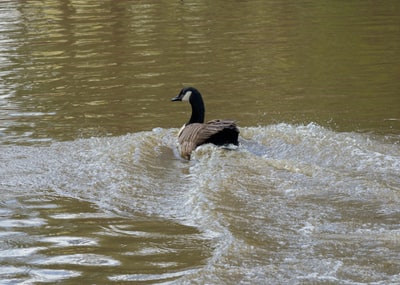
178, 120, 239, 159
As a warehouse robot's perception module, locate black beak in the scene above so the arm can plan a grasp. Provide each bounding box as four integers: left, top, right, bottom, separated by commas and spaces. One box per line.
171, 95, 181, 102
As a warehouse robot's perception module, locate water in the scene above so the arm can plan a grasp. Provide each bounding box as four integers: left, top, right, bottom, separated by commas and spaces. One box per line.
1, 1, 400, 284
2, 125, 400, 283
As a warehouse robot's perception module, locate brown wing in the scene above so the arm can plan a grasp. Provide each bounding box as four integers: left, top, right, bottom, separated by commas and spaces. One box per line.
205, 119, 238, 133
178, 120, 239, 159
178, 123, 209, 159
203, 120, 239, 146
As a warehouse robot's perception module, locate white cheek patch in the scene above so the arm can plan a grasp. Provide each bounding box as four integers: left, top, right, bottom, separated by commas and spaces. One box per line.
182, 91, 192, 101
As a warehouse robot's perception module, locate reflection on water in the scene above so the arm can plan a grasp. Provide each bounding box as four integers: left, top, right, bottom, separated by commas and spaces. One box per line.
1, 0, 400, 284
0, 195, 211, 283
0, 0, 399, 144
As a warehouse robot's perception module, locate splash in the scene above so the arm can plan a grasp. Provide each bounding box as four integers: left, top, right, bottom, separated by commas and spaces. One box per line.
1, 123, 400, 283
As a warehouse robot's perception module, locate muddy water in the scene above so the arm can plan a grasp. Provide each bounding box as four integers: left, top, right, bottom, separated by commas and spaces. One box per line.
1, 1, 400, 284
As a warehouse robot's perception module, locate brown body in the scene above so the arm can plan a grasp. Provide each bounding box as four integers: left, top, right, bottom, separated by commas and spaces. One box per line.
178, 119, 239, 159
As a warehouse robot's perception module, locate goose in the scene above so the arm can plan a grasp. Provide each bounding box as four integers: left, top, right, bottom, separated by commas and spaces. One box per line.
171, 87, 239, 159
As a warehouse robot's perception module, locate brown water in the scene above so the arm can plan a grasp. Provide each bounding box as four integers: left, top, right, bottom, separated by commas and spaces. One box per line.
1, 1, 400, 284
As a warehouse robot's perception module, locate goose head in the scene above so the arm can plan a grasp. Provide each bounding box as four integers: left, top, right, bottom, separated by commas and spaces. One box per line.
171, 87, 200, 103
171, 87, 205, 124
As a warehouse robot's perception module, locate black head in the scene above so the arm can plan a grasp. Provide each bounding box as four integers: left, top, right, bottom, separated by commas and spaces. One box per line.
171, 87, 205, 124
171, 87, 201, 103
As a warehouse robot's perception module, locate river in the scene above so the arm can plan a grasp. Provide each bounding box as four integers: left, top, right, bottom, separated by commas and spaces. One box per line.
1, 1, 399, 284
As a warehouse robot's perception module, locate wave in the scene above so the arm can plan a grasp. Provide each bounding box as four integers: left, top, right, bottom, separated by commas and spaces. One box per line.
1, 123, 400, 283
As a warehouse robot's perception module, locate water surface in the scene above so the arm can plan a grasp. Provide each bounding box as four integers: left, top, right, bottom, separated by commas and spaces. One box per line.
1, 1, 400, 284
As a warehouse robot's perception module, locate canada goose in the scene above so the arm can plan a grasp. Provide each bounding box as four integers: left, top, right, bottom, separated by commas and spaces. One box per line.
171, 87, 239, 159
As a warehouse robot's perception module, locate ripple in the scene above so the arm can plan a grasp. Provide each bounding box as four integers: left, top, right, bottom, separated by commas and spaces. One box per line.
0, 266, 81, 283
29, 268, 81, 282
40, 236, 99, 247
50, 212, 116, 220
1, 218, 47, 228
0, 231, 23, 238
9, 111, 57, 117
108, 268, 200, 282
31, 253, 120, 267
0, 265, 27, 275
0, 247, 45, 258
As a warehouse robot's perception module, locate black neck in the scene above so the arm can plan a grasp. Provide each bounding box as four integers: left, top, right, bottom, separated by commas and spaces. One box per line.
188, 92, 205, 124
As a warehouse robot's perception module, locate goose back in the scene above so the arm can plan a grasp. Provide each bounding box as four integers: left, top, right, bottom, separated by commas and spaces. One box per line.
178, 119, 239, 159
